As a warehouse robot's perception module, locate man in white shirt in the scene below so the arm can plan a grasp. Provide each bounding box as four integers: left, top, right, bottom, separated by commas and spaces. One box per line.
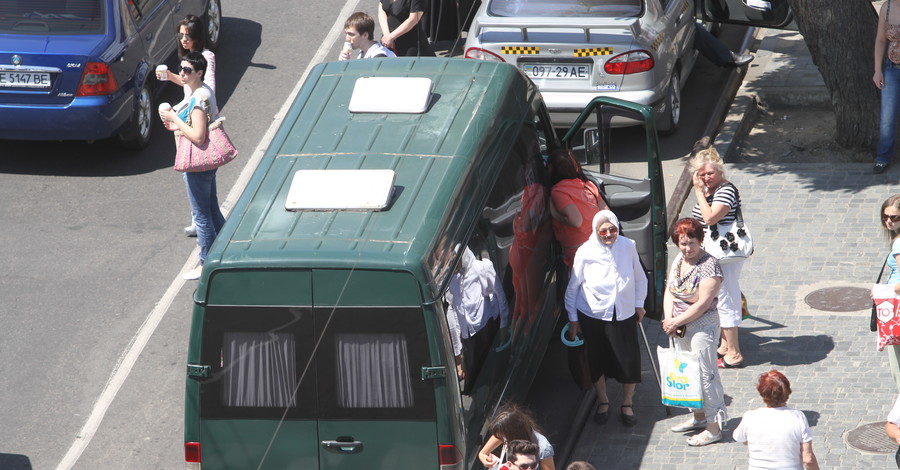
339, 12, 397, 60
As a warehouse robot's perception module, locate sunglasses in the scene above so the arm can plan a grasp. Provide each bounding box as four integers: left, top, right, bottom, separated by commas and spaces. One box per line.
512, 463, 539, 470
597, 226, 619, 236
177, 33, 192, 40
180, 66, 195, 74
884, 213, 900, 223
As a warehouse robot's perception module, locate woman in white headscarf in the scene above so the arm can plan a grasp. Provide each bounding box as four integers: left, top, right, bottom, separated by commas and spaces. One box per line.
564, 210, 647, 427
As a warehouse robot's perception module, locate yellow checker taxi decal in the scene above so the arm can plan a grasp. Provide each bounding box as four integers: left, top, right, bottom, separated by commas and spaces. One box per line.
650, 33, 664, 51
574, 47, 613, 57
501, 46, 539, 54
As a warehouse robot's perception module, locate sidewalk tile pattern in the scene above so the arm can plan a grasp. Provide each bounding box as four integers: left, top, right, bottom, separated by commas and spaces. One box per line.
573, 163, 900, 469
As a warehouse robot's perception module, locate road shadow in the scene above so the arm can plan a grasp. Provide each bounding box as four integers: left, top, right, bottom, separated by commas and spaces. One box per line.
215, 17, 270, 110
0, 18, 266, 177
0, 453, 32, 469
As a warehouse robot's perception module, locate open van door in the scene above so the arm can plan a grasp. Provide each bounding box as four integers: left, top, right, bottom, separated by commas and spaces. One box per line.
562, 97, 667, 320
698, 0, 796, 29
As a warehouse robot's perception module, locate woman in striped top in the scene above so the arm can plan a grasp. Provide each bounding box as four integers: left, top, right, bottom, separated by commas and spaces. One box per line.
690, 148, 745, 368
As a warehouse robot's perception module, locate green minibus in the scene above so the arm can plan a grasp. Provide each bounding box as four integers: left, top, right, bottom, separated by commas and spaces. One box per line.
183, 57, 667, 470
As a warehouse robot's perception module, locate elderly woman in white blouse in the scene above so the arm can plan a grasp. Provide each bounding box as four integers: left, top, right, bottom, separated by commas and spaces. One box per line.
565, 210, 647, 427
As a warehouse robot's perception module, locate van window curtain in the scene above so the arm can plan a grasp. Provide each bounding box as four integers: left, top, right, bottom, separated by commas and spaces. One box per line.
222, 332, 297, 408
336, 333, 414, 408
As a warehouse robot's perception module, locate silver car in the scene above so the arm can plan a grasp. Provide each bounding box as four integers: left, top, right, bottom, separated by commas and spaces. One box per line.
464, 0, 699, 133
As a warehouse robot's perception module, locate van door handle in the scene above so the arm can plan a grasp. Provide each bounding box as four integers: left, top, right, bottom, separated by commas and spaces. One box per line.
321, 439, 364, 454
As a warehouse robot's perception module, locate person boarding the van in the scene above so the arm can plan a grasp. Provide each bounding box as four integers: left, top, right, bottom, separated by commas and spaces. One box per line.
445, 247, 509, 395
339, 12, 396, 60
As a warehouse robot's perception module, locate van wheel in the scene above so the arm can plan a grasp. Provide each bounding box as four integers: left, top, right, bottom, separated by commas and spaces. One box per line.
119, 81, 153, 150
205, 0, 222, 51
658, 70, 680, 136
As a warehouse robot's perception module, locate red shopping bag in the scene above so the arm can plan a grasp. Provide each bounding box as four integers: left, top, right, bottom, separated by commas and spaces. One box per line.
872, 284, 900, 351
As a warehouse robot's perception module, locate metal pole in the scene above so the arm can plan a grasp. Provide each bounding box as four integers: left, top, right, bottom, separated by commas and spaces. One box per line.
639, 320, 671, 417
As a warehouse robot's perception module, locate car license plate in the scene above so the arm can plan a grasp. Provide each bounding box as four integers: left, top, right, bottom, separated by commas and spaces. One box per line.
0, 71, 52, 88
522, 64, 591, 79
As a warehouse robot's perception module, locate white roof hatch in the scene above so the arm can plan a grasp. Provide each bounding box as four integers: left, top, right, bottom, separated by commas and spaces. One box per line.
285, 169, 396, 211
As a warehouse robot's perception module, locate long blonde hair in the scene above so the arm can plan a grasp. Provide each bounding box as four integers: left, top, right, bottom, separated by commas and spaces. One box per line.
881, 195, 900, 242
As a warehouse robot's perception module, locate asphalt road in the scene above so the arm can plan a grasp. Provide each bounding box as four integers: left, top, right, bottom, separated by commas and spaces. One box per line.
0, 1, 355, 469
0, 1, 745, 467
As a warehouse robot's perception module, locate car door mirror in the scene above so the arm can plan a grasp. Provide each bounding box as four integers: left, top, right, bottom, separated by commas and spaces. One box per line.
699, 0, 796, 29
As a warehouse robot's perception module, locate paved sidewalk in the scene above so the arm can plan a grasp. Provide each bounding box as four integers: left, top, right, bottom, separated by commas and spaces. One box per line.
570, 29, 900, 469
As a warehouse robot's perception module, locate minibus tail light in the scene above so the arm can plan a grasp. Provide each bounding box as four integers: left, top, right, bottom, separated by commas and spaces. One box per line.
439, 445, 463, 469
603, 50, 654, 74
185, 442, 201, 470
76, 62, 119, 96
465, 47, 505, 62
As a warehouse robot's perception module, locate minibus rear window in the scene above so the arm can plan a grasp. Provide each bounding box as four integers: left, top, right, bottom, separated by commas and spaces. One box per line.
335, 333, 414, 409
221, 332, 298, 408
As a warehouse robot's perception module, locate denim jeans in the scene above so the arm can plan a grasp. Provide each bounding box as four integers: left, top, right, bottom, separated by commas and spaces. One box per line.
184, 169, 226, 264
877, 60, 900, 164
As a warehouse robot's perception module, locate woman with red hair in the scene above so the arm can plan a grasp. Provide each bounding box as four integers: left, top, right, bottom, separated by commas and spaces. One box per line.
662, 218, 728, 446
733, 370, 820, 469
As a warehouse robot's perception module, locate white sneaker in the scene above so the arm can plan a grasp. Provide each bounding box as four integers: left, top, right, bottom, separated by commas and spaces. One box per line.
182, 265, 202, 280
183, 224, 197, 237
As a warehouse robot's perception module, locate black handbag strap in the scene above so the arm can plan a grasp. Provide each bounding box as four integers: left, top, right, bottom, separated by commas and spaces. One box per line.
715, 182, 745, 229
877, 253, 891, 284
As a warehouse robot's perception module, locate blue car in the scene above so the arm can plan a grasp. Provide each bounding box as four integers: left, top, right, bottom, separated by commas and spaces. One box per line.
0, 0, 221, 150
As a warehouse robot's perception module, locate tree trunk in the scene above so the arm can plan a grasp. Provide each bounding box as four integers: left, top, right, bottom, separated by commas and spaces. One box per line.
785, 0, 880, 149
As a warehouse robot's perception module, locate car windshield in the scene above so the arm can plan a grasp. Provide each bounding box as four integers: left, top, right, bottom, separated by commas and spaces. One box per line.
489, 0, 642, 18
0, 0, 104, 34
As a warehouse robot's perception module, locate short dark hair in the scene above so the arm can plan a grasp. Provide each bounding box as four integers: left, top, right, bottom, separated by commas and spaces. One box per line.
566, 462, 597, 470
670, 217, 704, 245
507, 439, 539, 462
344, 11, 375, 40
177, 15, 207, 58
182, 51, 207, 80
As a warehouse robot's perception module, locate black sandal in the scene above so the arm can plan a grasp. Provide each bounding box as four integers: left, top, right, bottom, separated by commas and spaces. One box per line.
594, 402, 609, 425
621, 404, 637, 427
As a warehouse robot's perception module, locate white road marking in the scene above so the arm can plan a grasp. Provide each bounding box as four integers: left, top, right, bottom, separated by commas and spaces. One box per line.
54, 0, 360, 467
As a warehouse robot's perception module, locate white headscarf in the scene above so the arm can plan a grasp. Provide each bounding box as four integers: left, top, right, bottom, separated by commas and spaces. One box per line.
564, 210, 647, 321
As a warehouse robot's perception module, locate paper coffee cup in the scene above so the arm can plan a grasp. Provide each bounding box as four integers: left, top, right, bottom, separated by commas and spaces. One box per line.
156, 64, 168, 80
158, 102, 172, 112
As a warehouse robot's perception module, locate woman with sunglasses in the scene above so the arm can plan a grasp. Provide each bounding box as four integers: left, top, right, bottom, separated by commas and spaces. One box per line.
159, 52, 225, 281
880, 195, 900, 390
564, 210, 646, 427
662, 218, 728, 446
157, 15, 216, 237
691, 148, 746, 369
159, 15, 216, 96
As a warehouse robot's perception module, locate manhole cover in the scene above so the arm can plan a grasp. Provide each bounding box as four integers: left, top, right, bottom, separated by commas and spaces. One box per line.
804, 286, 871, 312
846, 422, 897, 454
